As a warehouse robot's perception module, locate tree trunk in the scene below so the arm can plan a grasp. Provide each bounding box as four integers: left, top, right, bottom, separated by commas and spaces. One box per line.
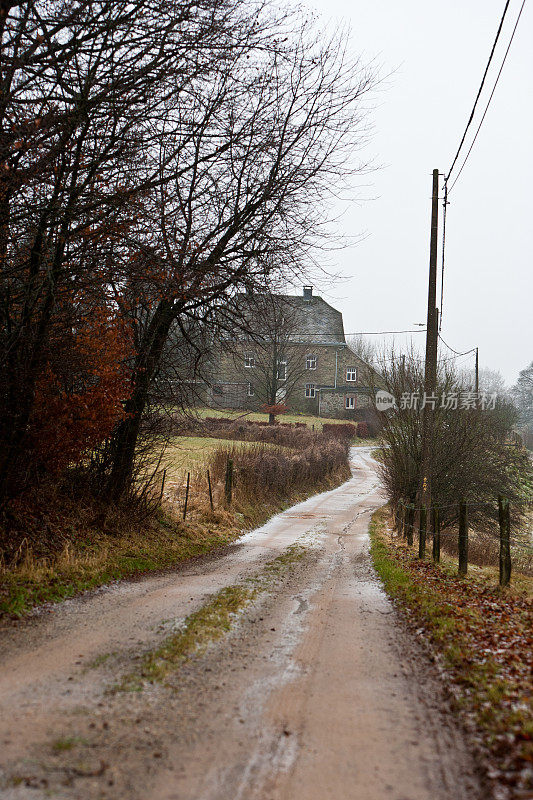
458, 501, 468, 575
268, 339, 278, 425
104, 300, 176, 504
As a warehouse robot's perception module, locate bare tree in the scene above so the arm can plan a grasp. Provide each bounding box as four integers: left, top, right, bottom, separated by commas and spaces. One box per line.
457, 365, 507, 396
224, 293, 309, 423
347, 334, 379, 367
0, 0, 377, 506
103, 13, 377, 500
0, 0, 237, 503
512, 361, 533, 426
370, 352, 532, 530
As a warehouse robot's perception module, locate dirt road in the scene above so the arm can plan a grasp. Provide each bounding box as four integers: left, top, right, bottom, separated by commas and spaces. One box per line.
0, 448, 484, 799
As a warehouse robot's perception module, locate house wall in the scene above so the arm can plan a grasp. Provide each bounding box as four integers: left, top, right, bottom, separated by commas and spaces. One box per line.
212, 342, 377, 415
208, 288, 380, 416
318, 388, 372, 420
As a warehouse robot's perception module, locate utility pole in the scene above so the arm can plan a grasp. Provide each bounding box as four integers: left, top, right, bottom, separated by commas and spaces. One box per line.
419, 169, 440, 512
475, 347, 479, 394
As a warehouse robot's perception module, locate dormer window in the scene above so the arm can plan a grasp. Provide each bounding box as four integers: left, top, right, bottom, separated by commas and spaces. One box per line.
306, 354, 317, 370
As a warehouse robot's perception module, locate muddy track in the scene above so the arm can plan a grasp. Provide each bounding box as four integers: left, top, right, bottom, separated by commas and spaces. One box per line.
0, 448, 485, 799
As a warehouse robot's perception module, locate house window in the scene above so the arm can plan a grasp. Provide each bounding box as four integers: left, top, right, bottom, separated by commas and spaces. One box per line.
277, 358, 287, 381
306, 354, 317, 370
305, 384, 316, 398
346, 366, 357, 382
244, 353, 255, 368
345, 396, 355, 410
248, 383, 255, 397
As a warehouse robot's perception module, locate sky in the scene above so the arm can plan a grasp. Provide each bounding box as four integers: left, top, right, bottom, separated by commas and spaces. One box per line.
303, 0, 532, 386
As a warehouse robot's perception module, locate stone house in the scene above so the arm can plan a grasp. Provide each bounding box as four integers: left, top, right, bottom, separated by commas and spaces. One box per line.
208, 287, 377, 420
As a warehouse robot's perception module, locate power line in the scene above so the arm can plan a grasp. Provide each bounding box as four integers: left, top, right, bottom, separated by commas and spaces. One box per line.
446, 0, 512, 181
344, 329, 427, 336
285, 329, 428, 337
438, 333, 476, 357
448, 0, 527, 193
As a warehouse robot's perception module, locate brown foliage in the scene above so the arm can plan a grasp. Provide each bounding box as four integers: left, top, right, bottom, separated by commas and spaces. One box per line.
209, 437, 350, 503
322, 423, 357, 439
30, 309, 132, 473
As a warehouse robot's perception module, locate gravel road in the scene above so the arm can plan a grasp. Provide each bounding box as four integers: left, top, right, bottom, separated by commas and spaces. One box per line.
0, 447, 485, 799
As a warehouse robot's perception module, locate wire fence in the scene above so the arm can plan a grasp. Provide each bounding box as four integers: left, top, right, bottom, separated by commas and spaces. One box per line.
393, 497, 533, 585
160, 461, 234, 519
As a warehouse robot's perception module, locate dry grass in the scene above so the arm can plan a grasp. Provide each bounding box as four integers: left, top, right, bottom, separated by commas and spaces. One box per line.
162, 436, 283, 475
208, 437, 350, 505
1, 418, 353, 618
0, 437, 350, 617
0, 505, 243, 617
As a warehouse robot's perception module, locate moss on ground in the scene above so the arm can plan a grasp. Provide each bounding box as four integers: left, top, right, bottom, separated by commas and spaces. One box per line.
114, 543, 307, 692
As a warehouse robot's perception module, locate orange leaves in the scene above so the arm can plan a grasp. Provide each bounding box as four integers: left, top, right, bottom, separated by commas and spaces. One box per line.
30, 309, 133, 473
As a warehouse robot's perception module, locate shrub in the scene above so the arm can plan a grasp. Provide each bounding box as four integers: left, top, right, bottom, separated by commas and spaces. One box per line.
357, 422, 369, 438
375, 355, 533, 529
208, 436, 350, 504
322, 423, 356, 439
187, 419, 319, 450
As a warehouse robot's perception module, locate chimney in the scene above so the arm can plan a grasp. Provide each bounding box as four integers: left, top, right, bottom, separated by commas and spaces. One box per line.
303, 286, 313, 300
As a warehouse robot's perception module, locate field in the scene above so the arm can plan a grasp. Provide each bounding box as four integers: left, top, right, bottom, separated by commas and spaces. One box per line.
162, 436, 282, 477
192, 407, 350, 430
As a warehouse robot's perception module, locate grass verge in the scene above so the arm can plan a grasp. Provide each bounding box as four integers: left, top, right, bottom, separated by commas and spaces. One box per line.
0, 467, 346, 619
369, 507, 533, 798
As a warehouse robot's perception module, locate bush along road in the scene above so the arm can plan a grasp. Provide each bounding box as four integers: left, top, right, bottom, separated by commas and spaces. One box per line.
0, 448, 489, 800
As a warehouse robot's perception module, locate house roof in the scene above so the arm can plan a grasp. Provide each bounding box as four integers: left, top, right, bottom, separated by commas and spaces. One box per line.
277, 294, 345, 344
234, 288, 346, 345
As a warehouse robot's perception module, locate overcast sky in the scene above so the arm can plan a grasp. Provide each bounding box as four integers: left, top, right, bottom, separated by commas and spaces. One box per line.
304, 0, 532, 386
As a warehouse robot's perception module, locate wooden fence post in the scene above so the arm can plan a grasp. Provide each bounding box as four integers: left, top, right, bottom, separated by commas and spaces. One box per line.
418, 506, 427, 558
224, 459, 233, 506
183, 472, 190, 520
207, 469, 214, 512
406, 504, 414, 547
498, 496, 511, 587
394, 505, 401, 534
432, 507, 440, 563
458, 501, 468, 575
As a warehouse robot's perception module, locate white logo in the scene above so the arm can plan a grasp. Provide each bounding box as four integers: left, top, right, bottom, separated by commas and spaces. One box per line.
375, 390, 397, 411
